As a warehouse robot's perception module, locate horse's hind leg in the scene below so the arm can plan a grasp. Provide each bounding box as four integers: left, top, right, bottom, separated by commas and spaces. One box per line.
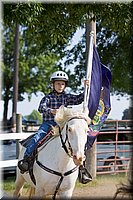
13, 171, 25, 197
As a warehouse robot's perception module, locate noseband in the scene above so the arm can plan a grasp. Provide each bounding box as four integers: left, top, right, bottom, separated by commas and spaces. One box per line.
59, 116, 88, 157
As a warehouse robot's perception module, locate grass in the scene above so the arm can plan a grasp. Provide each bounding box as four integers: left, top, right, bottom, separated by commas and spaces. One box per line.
76, 173, 128, 188
1, 173, 128, 197
1, 175, 30, 196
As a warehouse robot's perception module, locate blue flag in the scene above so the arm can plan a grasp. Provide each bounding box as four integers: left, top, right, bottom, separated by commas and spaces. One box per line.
86, 45, 112, 149
88, 45, 102, 119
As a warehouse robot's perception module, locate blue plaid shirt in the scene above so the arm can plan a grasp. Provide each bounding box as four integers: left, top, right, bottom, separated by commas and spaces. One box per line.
38, 90, 84, 122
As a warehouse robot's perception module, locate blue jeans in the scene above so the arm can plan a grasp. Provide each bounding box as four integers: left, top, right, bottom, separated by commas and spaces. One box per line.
24, 120, 57, 156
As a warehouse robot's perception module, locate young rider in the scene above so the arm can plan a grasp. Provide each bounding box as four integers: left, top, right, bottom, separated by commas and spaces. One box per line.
18, 71, 90, 177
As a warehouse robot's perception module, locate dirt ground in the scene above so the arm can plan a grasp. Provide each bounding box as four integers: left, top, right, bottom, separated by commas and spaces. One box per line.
72, 175, 129, 199
2, 174, 130, 200
73, 181, 119, 199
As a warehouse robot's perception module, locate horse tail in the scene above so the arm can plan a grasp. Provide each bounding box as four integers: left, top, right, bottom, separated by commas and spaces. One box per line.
28, 187, 35, 199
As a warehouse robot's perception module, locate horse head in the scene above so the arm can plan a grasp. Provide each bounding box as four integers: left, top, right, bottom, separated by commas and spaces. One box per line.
55, 105, 91, 166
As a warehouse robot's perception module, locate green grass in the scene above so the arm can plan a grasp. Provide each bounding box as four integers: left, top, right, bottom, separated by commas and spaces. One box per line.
1, 176, 30, 196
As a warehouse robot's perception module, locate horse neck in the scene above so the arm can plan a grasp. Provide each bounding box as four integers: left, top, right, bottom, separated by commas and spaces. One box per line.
40, 126, 74, 171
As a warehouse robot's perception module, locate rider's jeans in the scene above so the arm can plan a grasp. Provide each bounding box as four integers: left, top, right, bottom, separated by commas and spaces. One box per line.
24, 120, 57, 157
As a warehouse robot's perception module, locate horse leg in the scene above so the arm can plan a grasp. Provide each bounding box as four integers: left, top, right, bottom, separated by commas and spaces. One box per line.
29, 187, 35, 198
13, 172, 25, 197
34, 187, 46, 199
59, 188, 74, 199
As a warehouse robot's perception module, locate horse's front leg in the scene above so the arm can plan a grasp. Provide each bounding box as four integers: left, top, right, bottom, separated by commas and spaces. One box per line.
34, 187, 46, 199
59, 188, 74, 199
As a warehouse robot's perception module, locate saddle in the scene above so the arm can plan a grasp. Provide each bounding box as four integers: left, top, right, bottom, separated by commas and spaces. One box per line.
20, 129, 55, 148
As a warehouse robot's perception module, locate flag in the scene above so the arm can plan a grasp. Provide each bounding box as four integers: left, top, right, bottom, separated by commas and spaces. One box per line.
88, 45, 102, 119
86, 45, 112, 149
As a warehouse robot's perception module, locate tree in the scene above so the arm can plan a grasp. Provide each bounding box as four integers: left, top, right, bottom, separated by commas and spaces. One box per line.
2, 24, 60, 122
2, 2, 132, 121
24, 110, 42, 124
122, 107, 133, 120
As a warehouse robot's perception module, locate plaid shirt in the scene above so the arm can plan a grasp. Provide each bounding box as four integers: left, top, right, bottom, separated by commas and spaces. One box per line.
38, 90, 84, 122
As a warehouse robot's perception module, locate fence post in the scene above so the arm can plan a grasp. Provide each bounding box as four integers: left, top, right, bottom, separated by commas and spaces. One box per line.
16, 114, 22, 158
85, 142, 96, 178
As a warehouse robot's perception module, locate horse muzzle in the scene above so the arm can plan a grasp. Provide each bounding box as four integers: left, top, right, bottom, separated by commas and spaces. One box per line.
73, 154, 86, 166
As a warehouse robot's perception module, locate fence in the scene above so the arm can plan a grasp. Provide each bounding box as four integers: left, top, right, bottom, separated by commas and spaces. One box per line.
0, 117, 133, 176
96, 120, 133, 175
0, 132, 34, 168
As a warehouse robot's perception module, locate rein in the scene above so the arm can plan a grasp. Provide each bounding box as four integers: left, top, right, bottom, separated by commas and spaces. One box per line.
36, 116, 87, 199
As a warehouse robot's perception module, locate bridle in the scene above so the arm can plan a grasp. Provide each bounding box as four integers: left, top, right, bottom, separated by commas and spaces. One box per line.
36, 116, 88, 199
59, 116, 88, 158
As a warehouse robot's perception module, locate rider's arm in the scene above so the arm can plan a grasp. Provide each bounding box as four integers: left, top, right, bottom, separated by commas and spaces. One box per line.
38, 95, 58, 116
38, 96, 51, 114
66, 79, 89, 105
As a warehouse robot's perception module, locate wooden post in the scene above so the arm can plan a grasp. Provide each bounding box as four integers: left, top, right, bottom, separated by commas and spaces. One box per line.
85, 15, 97, 178
85, 143, 97, 178
16, 114, 22, 159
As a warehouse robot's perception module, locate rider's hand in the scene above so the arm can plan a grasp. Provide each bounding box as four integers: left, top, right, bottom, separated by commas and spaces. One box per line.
51, 109, 58, 115
84, 79, 89, 87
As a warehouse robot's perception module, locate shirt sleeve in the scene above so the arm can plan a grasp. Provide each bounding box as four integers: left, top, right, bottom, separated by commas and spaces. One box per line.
67, 92, 84, 105
38, 96, 51, 114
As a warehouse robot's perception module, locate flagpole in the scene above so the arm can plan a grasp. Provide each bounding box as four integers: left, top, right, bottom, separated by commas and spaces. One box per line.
84, 15, 97, 179
83, 16, 95, 113
83, 31, 94, 111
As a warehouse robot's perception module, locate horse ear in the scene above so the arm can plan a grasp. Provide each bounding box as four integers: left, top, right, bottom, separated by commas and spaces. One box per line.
54, 106, 65, 127
83, 106, 89, 116
59, 105, 65, 111
83, 106, 91, 125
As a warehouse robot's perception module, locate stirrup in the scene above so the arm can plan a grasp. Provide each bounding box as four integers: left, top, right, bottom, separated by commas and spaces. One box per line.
78, 165, 92, 184
18, 157, 30, 174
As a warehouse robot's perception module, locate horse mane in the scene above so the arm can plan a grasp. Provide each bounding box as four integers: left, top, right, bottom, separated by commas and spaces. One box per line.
54, 105, 91, 128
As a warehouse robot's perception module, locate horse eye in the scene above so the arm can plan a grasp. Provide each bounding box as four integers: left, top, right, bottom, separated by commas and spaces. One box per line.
68, 127, 72, 132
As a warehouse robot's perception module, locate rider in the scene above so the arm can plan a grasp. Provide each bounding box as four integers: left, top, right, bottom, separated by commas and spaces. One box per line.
18, 70, 91, 182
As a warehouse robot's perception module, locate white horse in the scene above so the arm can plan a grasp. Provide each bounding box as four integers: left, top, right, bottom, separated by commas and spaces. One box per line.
13, 105, 91, 199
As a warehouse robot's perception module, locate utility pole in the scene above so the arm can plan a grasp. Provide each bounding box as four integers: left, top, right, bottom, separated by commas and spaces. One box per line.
12, 22, 19, 131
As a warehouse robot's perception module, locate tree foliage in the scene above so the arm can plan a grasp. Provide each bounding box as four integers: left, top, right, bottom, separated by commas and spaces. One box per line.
122, 107, 133, 120
2, 2, 132, 121
24, 110, 42, 124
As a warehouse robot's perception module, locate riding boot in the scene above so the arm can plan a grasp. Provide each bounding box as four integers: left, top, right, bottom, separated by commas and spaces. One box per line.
78, 165, 92, 184
18, 155, 32, 174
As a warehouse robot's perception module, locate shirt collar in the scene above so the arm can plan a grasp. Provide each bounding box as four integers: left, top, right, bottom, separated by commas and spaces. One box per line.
51, 90, 66, 96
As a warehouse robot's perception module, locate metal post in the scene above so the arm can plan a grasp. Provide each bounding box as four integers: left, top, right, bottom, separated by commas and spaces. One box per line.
16, 114, 22, 159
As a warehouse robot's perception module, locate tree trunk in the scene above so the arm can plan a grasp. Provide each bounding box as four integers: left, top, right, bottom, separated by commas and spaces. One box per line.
12, 22, 19, 128
3, 95, 10, 127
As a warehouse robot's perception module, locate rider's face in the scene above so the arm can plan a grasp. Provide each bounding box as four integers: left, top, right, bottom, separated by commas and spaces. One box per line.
54, 80, 66, 93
